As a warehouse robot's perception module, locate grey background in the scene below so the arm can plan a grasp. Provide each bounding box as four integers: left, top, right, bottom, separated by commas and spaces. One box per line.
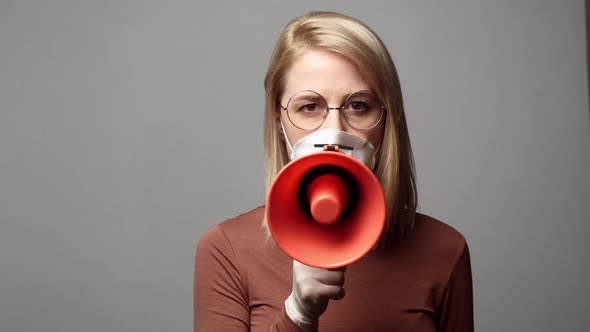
1, 0, 589, 331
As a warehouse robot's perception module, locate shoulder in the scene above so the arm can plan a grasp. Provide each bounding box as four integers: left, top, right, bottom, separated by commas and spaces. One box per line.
196, 206, 291, 273
401, 213, 469, 271
197, 206, 267, 253
195, 206, 291, 293
412, 213, 467, 247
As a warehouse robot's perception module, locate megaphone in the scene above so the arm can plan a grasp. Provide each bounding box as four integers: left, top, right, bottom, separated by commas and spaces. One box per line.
266, 146, 386, 269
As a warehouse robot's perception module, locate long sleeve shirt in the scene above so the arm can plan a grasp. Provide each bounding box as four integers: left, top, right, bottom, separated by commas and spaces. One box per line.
194, 206, 473, 331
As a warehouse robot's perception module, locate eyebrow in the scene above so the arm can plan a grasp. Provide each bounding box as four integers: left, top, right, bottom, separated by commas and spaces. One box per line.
286, 90, 376, 105
291, 93, 324, 101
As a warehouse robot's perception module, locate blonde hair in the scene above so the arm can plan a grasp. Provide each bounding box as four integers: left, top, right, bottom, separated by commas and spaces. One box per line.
263, 11, 417, 246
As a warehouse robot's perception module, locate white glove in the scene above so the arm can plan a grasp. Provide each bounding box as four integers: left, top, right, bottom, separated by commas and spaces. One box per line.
285, 261, 346, 330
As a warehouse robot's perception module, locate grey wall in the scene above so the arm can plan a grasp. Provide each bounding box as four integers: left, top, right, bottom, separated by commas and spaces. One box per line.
1, 1, 588, 331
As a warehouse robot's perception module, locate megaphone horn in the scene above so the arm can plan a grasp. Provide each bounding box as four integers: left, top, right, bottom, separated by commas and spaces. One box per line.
266, 148, 386, 269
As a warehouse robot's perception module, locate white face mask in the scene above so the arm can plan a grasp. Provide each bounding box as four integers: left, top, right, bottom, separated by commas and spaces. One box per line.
282, 125, 377, 170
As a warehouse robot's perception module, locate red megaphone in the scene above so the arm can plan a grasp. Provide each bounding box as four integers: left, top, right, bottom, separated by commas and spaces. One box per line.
266, 149, 386, 269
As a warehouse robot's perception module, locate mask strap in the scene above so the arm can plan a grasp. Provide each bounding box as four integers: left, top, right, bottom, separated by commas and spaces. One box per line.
280, 118, 295, 154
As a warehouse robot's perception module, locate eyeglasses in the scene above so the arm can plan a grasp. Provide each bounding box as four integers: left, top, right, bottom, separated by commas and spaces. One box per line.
279, 90, 386, 130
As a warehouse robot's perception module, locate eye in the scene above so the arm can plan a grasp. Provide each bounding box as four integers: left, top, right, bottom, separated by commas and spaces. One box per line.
346, 101, 369, 113
298, 103, 323, 113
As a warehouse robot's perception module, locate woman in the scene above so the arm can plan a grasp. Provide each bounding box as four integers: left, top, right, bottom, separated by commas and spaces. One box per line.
195, 11, 473, 332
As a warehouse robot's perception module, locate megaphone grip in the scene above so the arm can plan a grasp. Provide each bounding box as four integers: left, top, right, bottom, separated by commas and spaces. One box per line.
307, 174, 349, 225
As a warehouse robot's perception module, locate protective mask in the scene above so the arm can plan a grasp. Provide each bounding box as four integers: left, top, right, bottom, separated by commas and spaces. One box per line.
282, 125, 377, 170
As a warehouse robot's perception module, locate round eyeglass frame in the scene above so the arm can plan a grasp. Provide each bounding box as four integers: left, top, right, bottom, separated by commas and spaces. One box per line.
279, 89, 387, 130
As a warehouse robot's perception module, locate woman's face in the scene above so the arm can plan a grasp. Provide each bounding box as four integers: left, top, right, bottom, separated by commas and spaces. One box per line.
278, 49, 385, 149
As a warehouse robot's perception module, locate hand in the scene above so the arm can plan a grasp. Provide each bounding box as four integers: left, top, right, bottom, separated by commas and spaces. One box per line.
285, 260, 346, 327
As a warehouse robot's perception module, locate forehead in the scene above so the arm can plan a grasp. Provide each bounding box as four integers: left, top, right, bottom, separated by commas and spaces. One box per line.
282, 49, 372, 100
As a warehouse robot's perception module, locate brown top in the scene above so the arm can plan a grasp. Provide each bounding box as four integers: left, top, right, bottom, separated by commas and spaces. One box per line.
194, 207, 473, 331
